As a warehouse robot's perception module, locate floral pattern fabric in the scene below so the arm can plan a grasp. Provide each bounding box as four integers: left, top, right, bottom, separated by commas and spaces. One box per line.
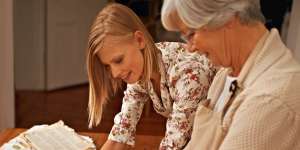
108, 42, 216, 149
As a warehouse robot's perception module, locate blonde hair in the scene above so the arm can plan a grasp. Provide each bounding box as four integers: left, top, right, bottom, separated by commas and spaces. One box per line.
87, 3, 159, 128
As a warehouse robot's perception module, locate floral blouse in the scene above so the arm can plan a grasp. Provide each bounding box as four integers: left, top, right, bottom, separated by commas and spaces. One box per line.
108, 42, 216, 149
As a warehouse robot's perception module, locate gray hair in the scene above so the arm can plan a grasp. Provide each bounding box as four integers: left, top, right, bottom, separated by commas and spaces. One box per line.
161, 0, 265, 31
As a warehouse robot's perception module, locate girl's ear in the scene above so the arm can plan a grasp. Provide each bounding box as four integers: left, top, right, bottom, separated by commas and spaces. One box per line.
134, 30, 146, 49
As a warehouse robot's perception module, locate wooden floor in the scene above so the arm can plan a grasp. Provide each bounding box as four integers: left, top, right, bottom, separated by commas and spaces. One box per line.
15, 84, 166, 136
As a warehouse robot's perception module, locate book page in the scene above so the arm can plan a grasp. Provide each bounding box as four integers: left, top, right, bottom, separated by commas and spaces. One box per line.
23, 121, 94, 150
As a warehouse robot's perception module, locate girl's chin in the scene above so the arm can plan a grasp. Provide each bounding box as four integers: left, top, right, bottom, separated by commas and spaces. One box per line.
124, 80, 135, 84
123, 77, 139, 84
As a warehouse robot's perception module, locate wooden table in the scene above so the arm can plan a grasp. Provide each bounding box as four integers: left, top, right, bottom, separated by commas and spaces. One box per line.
0, 128, 163, 149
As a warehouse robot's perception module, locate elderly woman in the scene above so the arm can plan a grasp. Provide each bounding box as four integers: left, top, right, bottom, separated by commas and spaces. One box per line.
161, 0, 300, 149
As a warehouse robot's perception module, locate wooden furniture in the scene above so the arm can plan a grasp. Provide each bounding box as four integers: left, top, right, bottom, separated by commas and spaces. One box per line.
0, 128, 163, 149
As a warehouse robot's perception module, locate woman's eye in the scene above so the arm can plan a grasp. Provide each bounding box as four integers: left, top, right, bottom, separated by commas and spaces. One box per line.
187, 32, 195, 40
114, 57, 123, 64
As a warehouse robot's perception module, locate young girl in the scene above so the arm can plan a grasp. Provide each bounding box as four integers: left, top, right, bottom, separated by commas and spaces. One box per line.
87, 3, 215, 150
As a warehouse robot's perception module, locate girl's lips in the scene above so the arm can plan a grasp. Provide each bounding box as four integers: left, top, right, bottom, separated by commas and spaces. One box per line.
123, 71, 131, 81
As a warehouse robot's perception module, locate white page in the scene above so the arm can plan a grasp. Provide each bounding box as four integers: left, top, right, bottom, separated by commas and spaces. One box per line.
23, 121, 94, 150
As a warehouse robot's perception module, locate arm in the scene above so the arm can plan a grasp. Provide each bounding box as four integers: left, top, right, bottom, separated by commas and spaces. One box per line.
219, 96, 298, 150
160, 60, 215, 149
103, 83, 148, 149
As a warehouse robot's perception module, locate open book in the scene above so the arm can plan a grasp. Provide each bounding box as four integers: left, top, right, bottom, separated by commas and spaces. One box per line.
0, 121, 96, 150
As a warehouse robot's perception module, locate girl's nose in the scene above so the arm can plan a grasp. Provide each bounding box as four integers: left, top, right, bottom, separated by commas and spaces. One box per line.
111, 66, 121, 79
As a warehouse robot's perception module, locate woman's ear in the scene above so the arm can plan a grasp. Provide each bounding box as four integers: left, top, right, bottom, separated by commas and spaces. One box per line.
134, 30, 146, 49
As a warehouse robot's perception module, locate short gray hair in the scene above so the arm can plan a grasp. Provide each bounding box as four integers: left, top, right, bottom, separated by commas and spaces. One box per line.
161, 0, 265, 30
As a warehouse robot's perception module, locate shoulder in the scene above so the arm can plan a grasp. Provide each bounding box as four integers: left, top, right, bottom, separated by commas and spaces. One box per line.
155, 42, 186, 67
155, 42, 215, 75
155, 42, 186, 54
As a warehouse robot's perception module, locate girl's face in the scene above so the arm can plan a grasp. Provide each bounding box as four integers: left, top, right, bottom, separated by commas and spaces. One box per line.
97, 31, 146, 84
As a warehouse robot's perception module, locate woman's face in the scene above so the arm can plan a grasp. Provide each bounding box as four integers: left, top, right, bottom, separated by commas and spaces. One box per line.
97, 32, 146, 84
176, 18, 231, 67
192, 26, 231, 67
